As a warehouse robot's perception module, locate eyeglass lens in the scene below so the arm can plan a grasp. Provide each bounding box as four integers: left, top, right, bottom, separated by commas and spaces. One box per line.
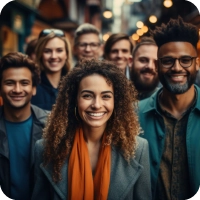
160, 56, 196, 68
78, 43, 100, 49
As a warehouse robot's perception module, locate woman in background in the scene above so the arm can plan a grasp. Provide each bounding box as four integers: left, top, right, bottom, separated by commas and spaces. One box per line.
31, 29, 72, 110
32, 59, 151, 200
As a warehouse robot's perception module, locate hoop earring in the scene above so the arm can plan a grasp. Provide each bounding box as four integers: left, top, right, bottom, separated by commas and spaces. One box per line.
75, 107, 79, 121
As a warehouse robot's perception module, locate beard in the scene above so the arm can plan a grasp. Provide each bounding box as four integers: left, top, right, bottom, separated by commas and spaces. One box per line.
159, 70, 197, 94
131, 67, 159, 92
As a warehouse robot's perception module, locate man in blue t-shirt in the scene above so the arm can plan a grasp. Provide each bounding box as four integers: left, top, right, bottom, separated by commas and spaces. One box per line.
0, 52, 49, 200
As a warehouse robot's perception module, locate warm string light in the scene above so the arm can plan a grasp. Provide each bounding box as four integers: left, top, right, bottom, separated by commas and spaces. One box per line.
103, 33, 110, 41
163, 0, 173, 8
103, 11, 113, 19
132, 33, 139, 41
136, 21, 144, 28
149, 15, 157, 23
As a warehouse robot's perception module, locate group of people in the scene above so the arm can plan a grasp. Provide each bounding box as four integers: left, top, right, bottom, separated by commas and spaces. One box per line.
0, 16, 200, 200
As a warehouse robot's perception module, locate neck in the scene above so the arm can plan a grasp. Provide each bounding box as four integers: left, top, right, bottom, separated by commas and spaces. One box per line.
3, 103, 32, 122
160, 85, 196, 119
138, 88, 156, 100
82, 125, 105, 145
45, 70, 62, 88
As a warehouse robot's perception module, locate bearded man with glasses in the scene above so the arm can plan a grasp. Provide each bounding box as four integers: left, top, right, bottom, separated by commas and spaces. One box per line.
138, 17, 200, 200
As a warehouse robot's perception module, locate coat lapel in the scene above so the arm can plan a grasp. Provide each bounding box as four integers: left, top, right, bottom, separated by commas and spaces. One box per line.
30, 121, 43, 167
40, 146, 143, 200
40, 160, 68, 200
108, 146, 143, 200
0, 110, 9, 159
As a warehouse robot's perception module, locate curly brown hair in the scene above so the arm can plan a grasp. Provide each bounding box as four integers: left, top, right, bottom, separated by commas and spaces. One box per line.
43, 59, 140, 182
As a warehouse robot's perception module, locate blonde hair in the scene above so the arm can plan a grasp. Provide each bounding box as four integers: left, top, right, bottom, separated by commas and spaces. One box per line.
35, 32, 72, 74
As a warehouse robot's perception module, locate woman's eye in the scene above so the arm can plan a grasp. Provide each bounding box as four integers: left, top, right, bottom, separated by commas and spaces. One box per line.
103, 95, 111, 99
44, 50, 51, 53
83, 94, 92, 98
57, 49, 64, 53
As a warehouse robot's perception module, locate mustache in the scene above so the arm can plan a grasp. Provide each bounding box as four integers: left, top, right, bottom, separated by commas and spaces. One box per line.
166, 71, 188, 76
140, 68, 157, 75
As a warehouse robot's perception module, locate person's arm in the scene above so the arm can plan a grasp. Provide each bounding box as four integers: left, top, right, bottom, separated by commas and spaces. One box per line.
31, 139, 51, 200
133, 138, 152, 200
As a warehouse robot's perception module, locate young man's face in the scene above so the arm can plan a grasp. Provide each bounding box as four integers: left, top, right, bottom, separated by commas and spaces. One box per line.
107, 39, 131, 71
157, 41, 199, 94
0, 67, 36, 109
131, 44, 159, 92
74, 33, 101, 61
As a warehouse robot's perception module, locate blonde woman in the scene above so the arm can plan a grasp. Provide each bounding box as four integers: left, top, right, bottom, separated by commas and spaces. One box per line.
31, 29, 72, 110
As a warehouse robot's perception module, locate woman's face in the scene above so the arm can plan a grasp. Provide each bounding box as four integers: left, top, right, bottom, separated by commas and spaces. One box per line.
77, 74, 114, 130
42, 37, 67, 73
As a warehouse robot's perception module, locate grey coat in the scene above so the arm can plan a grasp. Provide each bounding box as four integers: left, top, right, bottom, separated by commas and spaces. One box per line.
32, 136, 151, 200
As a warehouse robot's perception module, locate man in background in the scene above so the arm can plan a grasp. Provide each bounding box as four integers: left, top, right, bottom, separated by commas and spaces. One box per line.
139, 17, 200, 199
73, 23, 102, 63
130, 37, 159, 100
0, 52, 48, 200
103, 33, 133, 78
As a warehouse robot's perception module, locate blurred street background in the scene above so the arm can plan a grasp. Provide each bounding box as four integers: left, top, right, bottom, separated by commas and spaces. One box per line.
0, 0, 200, 57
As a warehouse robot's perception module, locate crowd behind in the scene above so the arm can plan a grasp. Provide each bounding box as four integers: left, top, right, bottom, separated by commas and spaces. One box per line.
0, 16, 200, 200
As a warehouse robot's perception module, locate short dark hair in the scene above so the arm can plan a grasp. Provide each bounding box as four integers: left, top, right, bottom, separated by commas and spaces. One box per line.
103, 33, 134, 58
150, 16, 199, 49
74, 23, 102, 45
132, 36, 157, 58
0, 52, 40, 86
25, 38, 37, 58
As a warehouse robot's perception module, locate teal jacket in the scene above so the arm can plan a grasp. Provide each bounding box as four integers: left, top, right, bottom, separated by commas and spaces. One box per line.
31, 137, 152, 200
138, 85, 200, 199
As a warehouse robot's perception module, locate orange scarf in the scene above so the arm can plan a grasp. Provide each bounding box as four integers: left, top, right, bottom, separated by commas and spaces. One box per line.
68, 128, 111, 200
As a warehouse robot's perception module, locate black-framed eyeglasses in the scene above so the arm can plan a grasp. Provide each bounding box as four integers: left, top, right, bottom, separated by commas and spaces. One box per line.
38, 29, 65, 38
77, 42, 101, 50
158, 56, 197, 68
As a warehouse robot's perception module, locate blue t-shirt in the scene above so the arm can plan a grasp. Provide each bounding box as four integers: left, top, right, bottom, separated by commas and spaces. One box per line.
5, 115, 33, 200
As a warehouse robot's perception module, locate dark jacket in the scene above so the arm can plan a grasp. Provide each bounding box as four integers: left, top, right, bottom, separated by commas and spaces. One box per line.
0, 105, 49, 199
138, 85, 200, 199
31, 72, 58, 111
32, 136, 152, 200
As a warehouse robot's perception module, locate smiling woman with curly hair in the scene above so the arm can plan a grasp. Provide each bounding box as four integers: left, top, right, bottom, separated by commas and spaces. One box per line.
32, 59, 151, 200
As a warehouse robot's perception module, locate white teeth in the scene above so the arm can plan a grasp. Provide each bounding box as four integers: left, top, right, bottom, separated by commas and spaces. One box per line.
88, 113, 104, 117
173, 76, 184, 78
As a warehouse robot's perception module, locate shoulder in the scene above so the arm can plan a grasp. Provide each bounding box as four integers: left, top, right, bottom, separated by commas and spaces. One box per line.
138, 88, 161, 115
136, 136, 148, 153
31, 105, 50, 123
35, 139, 45, 155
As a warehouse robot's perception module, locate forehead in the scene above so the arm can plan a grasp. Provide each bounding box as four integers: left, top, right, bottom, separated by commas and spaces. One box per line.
158, 42, 197, 57
45, 37, 65, 48
135, 44, 158, 58
78, 33, 100, 43
2, 67, 32, 81
78, 74, 113, 91
111, 39, 131, 50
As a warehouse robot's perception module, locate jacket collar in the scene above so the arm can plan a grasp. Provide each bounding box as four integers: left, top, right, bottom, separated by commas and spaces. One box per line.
141, 87, 161, 114
0, 106, 45, 167
141, 85, 200, 113
194, 85, 200, 111
40, 146, 143, 200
